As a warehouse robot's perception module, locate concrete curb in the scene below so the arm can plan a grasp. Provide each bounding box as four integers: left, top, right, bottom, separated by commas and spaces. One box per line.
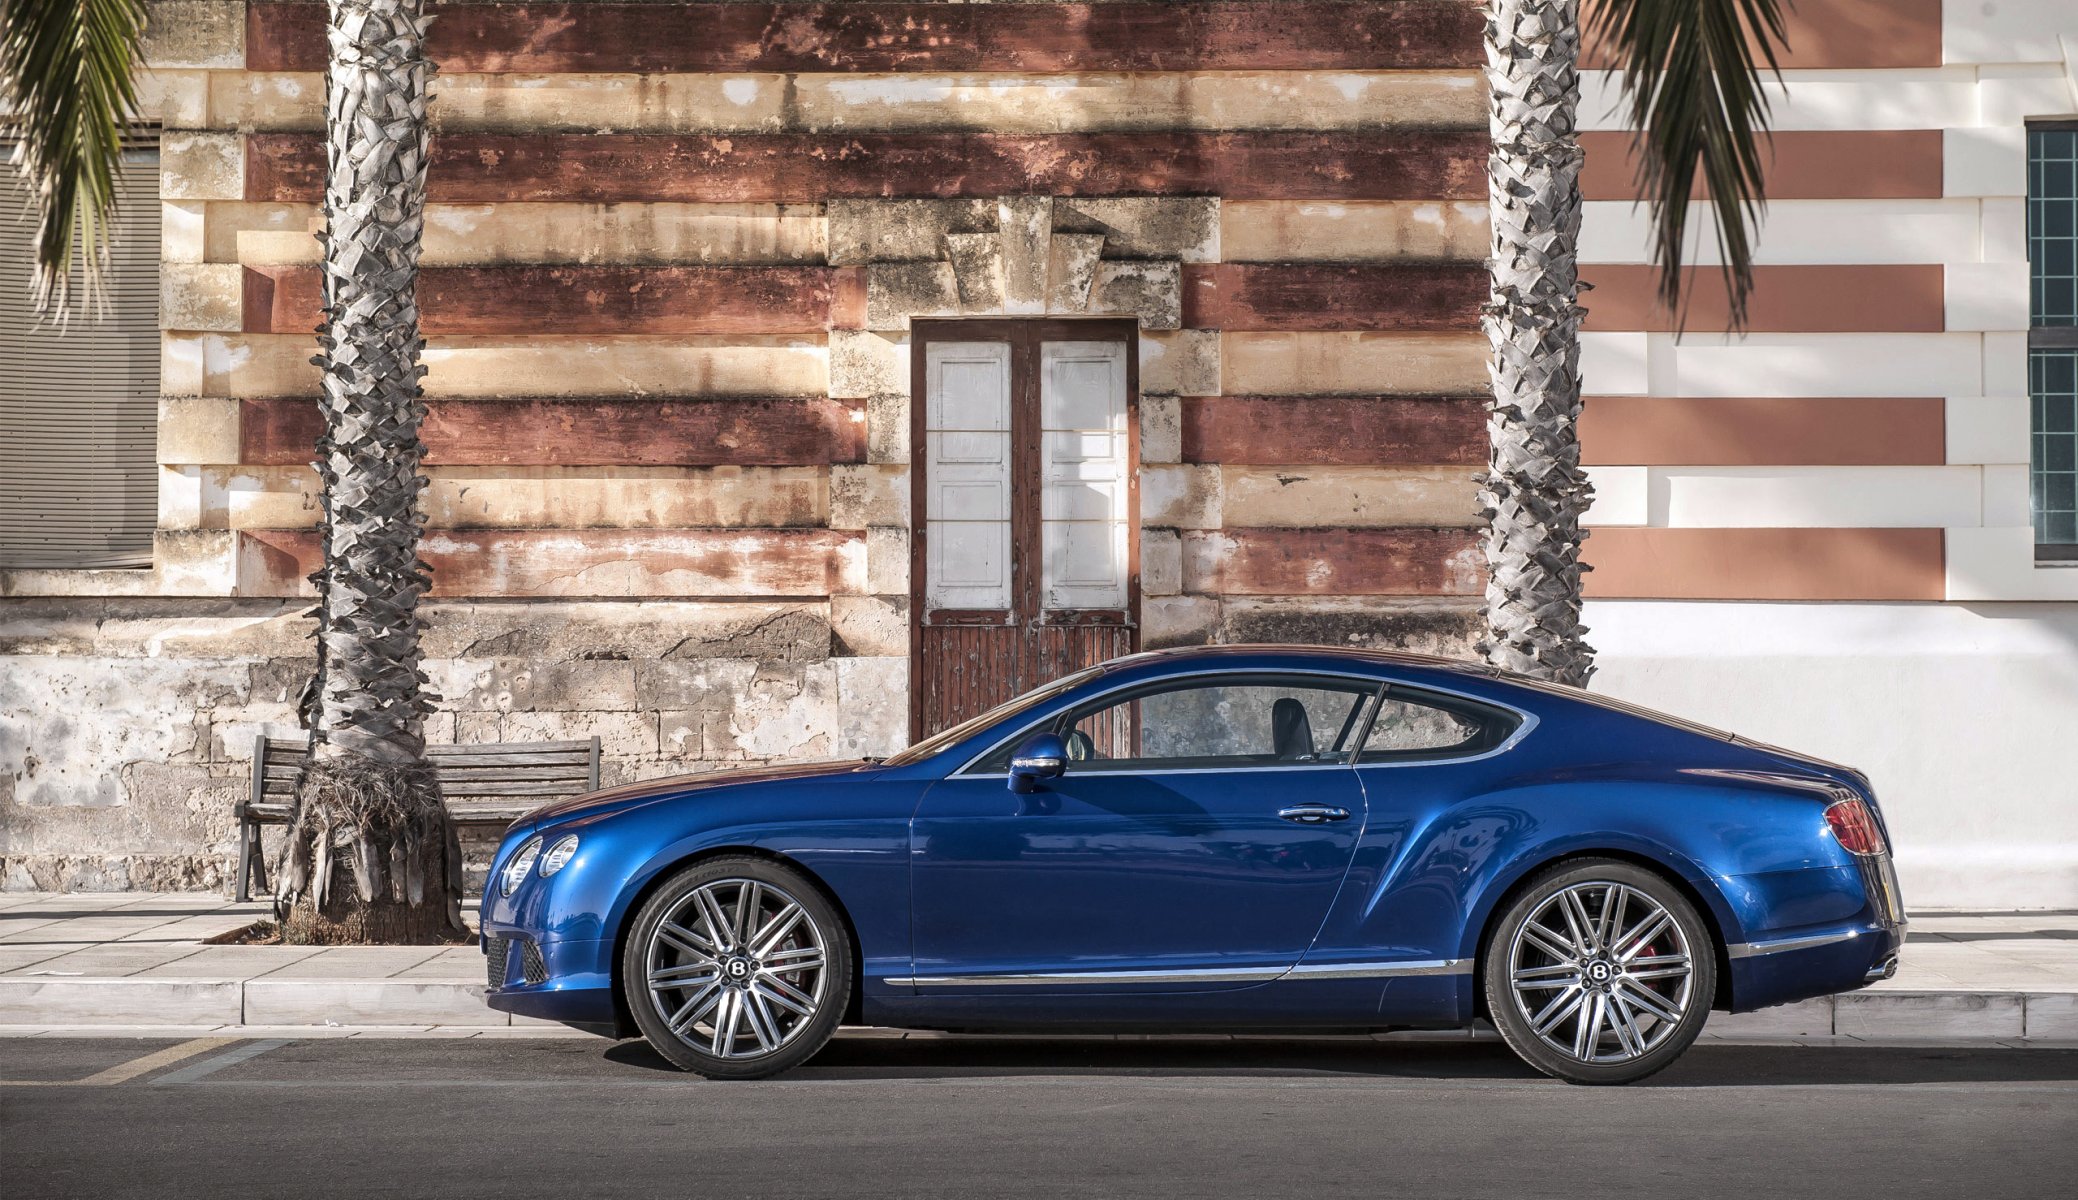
3, 977, 2073, 1040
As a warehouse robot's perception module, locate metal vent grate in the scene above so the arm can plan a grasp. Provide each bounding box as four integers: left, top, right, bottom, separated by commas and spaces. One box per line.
485, 936, 511, 989
520, 940, 548, 986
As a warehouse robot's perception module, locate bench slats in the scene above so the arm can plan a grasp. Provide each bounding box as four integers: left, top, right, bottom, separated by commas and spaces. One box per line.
244, 801, 537, 823
259, 762, 594, 783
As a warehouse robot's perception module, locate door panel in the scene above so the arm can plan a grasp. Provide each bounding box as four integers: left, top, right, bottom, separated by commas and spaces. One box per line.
912, 321, 1140, 740
911, 767, 1367, 991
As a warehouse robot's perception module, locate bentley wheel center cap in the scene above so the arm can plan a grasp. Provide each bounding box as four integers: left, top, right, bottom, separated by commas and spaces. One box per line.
724, 956, 754, 983
1586, 960, 1614, 984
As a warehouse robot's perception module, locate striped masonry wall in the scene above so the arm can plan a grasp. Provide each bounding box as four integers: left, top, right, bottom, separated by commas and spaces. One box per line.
1576, 0, 2078, 603
133, 0, 1508, 666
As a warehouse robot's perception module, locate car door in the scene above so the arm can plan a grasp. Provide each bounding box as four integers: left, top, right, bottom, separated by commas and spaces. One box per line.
909, 672, 1377, 992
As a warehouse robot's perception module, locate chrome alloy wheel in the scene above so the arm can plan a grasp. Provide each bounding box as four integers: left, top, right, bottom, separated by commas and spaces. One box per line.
1507, 881, 1696, 1065
644, 878, 829, 1060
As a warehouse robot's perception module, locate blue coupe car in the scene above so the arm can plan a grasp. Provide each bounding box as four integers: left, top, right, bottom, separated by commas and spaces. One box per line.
481, 645, 1906, 1084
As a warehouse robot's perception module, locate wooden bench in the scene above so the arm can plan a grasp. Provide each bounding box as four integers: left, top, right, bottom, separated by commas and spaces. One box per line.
235, 734, 601, 901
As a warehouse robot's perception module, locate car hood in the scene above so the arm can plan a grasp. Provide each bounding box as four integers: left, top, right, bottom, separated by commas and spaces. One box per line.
513, 759, 884, 833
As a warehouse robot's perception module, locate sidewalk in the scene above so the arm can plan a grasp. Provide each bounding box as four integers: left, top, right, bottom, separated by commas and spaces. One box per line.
0, 893, 2072, 1043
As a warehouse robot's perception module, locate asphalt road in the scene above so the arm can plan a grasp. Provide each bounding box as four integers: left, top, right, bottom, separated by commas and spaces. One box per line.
4, 1035, 2075, 1198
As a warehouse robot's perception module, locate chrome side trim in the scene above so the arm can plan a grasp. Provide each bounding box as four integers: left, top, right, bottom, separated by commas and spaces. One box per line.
1284, 958, 1472, 979
907, 958, 1472, 987
910, 965, 1289, 987
1725, 930, 1865, 959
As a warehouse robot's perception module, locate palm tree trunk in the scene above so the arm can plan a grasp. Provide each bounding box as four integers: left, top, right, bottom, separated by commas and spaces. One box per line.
1479, 0, 1597, 687
276, 0, 462, 943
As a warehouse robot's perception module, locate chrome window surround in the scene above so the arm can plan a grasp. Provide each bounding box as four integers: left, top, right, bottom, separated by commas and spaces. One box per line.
953, 666, 1536, 778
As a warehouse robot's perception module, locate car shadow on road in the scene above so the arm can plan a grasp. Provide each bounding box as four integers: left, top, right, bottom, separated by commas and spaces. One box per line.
601, 1036, 2078, 1087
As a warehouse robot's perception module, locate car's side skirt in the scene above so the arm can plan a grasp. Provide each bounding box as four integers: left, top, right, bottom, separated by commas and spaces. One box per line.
906, 959, 1472, 987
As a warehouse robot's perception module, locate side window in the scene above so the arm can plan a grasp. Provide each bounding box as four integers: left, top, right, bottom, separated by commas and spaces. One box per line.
1359, 690, 1519, 764
1053, 679, 1375, 772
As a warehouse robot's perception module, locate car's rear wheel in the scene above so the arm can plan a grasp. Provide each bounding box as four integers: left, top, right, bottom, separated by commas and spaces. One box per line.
622, 856, 852, 1080
1483, 858, 1715, 1085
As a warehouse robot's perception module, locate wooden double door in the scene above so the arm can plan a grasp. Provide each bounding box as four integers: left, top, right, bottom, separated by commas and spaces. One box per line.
910, 319, 1141, 740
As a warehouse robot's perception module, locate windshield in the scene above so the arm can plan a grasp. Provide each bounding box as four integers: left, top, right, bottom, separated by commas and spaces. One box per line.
882, 662, 1113, 766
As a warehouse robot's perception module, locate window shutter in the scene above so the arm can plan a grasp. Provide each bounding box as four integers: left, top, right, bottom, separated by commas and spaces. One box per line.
0, 145, 161, 570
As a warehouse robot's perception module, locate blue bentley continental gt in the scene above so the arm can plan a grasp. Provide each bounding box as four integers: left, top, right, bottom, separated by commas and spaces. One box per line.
481, 646, 1906, 1084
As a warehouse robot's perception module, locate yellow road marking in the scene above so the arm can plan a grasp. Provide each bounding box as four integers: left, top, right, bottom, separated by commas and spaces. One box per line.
0, 1037, 237, 1088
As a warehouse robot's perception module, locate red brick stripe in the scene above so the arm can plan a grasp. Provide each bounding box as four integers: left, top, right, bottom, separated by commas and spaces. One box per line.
1581, 397, 1947, 467
1583, 528, 1945, 600
247, 1, 1483, 74
1183, 528, 1482, 595
1584, 0, 1942, 71
242, 527, 862, 598
245, 132, 1488, 204
1182, 263, 1485, 332
243, 265, 841, 335
1580, 265, 1946, 334
1582, 130, 1944, 201
239, 396, 866, 467
1182, 396, 1485, 466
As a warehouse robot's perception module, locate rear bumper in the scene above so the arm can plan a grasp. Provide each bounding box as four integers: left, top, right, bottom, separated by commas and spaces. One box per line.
1726, 921, 1906, 1012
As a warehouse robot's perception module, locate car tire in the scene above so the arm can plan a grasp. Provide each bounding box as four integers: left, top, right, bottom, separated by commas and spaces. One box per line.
1483, 857, 1716, 1086
622, 855, 853, 1080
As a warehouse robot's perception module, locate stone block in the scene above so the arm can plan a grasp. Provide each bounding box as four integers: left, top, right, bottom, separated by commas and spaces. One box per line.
160, 131, 244, 201
1055, 197, 1220, 263
830, 594, 909, 658
436, 659, 641, 714
864, 526, 910, 596
866, 393, 911, 464
834, 656, 910, 757
1092, 261, 1182, 329
243, 980, 505, 1027
0, 978, 241, 1025
829, 464, 911, 530
1141, 465, 1221, 529
1142, 529, 1183, 596
418, 601, 830, 663
160, 262, 243, 332
1142, 595, 1220, 648
139, 68, 209, 129
1140, 330, 1220, 396
161, 200, 206, 263
1833, 990, 2024, 1040
500, 711, 658, 759
1218, 598, 1482, 655
143, 1, 245, 69
1139, 395, 1182, 464
1047, 233, 1106, 312
633, 658, 760, 711
829, 331, 907, 399
944, 231, 1006, 311
158, 396, 240, 464
826, 198, 997, 266
158, 529, 240, 595
865, 261, 960, 330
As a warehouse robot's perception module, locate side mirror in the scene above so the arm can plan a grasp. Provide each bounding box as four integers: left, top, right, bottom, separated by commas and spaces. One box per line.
1007, 732, 1069, 794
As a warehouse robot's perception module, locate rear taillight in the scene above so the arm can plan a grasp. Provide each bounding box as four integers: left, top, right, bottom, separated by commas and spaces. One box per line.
1825, 798, 1888, 856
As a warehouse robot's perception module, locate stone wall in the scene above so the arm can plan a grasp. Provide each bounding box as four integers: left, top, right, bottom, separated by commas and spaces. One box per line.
0, 598, 908, 891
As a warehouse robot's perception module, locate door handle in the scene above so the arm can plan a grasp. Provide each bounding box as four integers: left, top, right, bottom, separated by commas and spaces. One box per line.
1277, 804, 1351, 824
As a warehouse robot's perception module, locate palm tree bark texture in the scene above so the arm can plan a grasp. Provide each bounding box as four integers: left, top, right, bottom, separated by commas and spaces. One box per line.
277, 0, 464, 944
1479, 0, 1597, 688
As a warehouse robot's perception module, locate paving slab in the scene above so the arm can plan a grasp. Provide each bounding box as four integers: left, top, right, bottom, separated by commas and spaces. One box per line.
2023, 992, 2078, 1038
1835, 989, 2027, 1040
1705, 998, 1834, 1038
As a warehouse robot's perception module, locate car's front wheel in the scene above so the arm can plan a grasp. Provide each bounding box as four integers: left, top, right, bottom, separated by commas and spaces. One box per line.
1483, 858, 1715, 1085
622, 855, 852, 1080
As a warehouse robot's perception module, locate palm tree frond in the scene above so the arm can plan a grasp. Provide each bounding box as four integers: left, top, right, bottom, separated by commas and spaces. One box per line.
0, 0, 149, 319
1587, 0, 1790, 331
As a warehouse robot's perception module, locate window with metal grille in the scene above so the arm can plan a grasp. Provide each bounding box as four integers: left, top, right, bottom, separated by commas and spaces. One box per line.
0, 143, 161, 570
2029, 122, 2078, 561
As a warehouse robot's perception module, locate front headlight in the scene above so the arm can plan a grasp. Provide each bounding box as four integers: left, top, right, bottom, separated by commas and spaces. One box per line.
500, 836, 542, 897
539, 835, 580, 877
